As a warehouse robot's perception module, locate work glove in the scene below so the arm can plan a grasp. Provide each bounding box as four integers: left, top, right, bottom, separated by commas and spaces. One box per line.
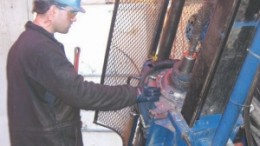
136, 86, 161, 103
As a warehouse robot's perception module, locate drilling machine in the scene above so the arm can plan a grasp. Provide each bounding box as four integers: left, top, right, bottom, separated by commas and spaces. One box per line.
94, 0, 260, 145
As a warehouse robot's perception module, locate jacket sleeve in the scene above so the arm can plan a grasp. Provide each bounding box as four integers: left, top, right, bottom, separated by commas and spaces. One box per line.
31, 41, 138, 111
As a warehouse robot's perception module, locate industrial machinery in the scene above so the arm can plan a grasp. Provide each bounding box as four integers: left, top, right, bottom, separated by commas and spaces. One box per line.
94, 0, 260, 145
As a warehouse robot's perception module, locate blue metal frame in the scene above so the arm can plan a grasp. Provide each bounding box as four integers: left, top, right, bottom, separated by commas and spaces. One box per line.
144, 21, 260, 146
212, 21, 260, 145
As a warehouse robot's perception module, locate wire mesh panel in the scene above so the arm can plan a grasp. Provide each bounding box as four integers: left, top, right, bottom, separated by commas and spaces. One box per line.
94, 0, 168, 145
93, 0, 206, 145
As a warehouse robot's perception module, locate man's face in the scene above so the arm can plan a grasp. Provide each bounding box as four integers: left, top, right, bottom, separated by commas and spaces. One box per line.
52, 6, 78, 34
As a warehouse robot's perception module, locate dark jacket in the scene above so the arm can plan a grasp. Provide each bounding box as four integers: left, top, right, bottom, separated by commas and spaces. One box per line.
7, 21, 137, 146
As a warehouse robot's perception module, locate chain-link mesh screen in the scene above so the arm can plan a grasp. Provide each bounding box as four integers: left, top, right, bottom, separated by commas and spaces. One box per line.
94, 0, 168, 145
94, 0, 204, 145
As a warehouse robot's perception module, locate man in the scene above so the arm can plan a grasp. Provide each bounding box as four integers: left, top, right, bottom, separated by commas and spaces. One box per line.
6, 0, 160, 145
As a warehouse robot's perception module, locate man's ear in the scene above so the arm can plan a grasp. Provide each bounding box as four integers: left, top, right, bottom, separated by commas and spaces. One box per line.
47, 5, 57, 19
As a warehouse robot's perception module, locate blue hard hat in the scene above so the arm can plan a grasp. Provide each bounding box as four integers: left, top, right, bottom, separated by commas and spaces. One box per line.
55, 0, 85, 13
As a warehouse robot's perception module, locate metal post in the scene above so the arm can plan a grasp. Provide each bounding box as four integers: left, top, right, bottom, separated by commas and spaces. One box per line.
157, 0, 185, 61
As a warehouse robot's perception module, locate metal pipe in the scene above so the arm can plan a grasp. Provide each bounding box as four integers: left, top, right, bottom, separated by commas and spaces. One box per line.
178, 51, 197, 74
149, 0, 170, 57
157, 0, 185, 61
212, 22, 260, 146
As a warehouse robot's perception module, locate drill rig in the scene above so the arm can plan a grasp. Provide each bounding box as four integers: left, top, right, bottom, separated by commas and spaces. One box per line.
94, 0, 260, 145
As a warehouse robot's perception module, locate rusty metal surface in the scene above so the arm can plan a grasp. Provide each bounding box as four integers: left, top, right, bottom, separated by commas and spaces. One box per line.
181, 0, 240, 126
202, 0, 260, 115
180, 0, 260, 126
170, 0, 204, 60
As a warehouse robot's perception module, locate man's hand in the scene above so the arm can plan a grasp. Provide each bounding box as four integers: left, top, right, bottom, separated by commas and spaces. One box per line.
136, 86, 161, 103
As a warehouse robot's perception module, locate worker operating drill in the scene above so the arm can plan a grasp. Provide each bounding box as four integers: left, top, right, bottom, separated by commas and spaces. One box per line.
6, 0, 161, 145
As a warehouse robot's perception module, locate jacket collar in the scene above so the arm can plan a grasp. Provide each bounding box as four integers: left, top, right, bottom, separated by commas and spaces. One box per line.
25, 21, 60, 44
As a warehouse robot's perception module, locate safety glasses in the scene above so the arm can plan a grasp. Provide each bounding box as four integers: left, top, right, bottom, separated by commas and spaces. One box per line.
56, 5, 78, 19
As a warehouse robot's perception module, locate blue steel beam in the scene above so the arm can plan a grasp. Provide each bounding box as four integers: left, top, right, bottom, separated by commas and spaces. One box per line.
212, 21, 260, 145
